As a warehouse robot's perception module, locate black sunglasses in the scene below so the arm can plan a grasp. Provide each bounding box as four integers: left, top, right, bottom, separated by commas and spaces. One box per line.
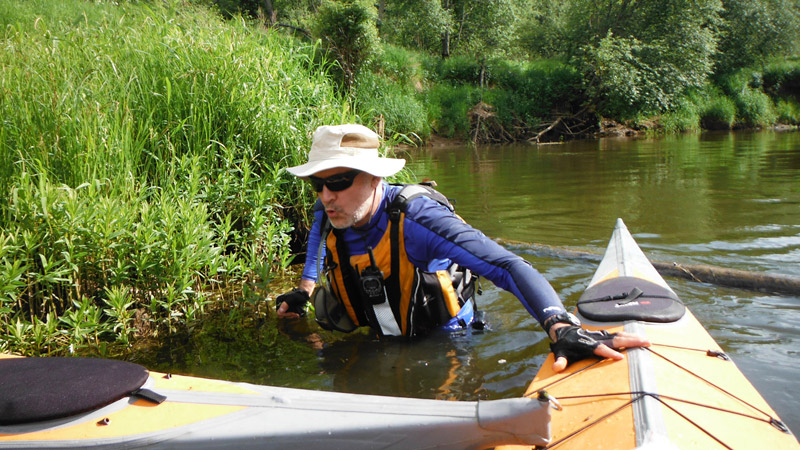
308, 170, 362, 192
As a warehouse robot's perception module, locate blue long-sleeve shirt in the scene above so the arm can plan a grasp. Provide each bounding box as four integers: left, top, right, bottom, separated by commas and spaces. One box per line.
301, 183, 566, 325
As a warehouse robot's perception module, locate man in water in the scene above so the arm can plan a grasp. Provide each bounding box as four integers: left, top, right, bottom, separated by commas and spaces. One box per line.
276, 124, 648, 372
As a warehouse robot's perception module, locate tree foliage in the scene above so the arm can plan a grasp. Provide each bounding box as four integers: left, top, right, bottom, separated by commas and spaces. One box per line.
312, 0, 381, 91
188, 0, 800, 123
515, 1, 572, 59
443, 0, 519, 59
377, 0, 452, 56
569, 0, 723, 117
375, 0, 524, 60
716, 0, 800, 73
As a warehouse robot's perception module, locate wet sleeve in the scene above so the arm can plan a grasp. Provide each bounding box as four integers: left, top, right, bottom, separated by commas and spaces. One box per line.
403, 198, 566, 325
300, 201, 326, 282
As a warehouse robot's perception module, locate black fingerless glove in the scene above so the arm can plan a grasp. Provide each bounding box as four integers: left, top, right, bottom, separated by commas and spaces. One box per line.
549, 326, 617, 367
275, 288, 310, 317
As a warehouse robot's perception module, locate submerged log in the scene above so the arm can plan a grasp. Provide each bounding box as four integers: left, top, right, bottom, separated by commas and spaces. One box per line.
651, 261, 800, 296
496, 238, 800, 297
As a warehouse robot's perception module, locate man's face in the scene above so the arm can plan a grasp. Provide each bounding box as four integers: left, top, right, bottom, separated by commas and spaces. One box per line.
311, 168, 378, 229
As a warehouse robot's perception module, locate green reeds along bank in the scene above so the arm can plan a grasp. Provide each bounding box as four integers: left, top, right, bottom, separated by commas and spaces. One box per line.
0, 0, 352, 355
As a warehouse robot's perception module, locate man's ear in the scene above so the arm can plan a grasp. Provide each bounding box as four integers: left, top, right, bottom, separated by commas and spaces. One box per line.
371, 176, 382, 189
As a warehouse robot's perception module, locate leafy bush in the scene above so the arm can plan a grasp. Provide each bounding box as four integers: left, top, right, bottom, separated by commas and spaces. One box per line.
762, 59, 800, 99
583, 32, 715, 119
429, 55, 483, 85
568, 0, 720, 118
775, 98, 800, 125
489, 59, 583, 117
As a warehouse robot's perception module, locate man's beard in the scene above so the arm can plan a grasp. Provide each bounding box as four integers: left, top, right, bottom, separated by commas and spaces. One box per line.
328, 194, 374, 229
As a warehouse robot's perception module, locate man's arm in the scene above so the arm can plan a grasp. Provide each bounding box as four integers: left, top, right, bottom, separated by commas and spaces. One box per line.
276, 201, 324, 319
402, 198, 650, 372
402, 199, 565, 323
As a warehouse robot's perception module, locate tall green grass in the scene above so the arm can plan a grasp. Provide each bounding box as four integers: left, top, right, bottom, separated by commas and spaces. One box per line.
353, 45, 434, 142
485, 59, 583, 137
424, 84, 479, 138
0, 0, 352, 354
354, 72, 431, 142
774, 98, 800, 125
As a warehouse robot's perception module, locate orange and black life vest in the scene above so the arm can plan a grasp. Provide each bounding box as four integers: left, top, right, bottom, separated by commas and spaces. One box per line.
322, 184, 477, 337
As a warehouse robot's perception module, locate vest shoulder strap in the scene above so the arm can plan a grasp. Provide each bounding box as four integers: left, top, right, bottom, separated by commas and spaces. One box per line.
388, 183, 454, 219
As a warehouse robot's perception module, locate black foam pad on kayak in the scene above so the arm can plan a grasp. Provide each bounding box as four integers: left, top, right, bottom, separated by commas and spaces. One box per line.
577, 277, 686, 323
0, 357, 149, 425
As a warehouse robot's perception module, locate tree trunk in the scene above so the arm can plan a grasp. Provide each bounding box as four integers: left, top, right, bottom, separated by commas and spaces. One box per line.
378, 0, 386, 22
262, 0, 276, 27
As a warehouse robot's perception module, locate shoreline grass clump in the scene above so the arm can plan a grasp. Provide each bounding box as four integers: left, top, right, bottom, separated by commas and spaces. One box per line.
0, 0, 352, 355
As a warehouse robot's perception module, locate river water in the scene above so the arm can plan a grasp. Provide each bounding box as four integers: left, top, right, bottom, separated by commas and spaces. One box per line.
137, 131, 800, 435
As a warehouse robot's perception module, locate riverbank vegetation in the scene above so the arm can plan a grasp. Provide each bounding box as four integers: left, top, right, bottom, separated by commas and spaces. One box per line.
0, 0, 349, 354
235, 0, 800, 143
1, 0, 799, 355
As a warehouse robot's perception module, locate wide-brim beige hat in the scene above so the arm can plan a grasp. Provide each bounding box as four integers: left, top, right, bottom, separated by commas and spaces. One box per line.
287, 124, 405, 178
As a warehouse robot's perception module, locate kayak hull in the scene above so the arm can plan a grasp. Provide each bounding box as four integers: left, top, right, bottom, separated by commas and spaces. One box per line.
0, 356, 550, 449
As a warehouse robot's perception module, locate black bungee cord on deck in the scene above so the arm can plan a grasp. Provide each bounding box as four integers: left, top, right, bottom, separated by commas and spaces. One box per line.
526, 345, 791, 449
650, 342, 731, 360
644, 345, 790, 433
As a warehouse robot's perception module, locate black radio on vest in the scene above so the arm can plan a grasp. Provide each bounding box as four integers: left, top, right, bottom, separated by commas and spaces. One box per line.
359, 246, 386, 305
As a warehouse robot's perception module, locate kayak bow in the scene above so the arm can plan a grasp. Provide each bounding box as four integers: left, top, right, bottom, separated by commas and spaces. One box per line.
508, 218, 798, 450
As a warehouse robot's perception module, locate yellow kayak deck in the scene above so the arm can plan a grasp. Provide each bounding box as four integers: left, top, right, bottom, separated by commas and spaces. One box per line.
510, 312, 797, 449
